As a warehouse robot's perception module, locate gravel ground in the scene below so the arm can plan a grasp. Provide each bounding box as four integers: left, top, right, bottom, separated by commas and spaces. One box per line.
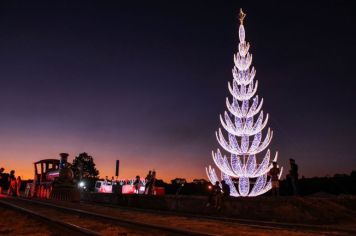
0, 206, 51, 235
29, 199, 331, 236
0, 204, 323, 236
0, 196, 350, 236
0, 198, 159, 236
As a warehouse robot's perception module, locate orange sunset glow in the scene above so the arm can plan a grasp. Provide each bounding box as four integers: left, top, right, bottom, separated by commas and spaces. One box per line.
0, 131, 207, 182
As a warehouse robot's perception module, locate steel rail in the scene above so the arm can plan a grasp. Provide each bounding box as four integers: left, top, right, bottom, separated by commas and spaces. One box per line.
0, 199, 100, 236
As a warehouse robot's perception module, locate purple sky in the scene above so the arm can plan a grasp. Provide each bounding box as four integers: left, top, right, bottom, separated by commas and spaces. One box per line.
0, 1, 355, 181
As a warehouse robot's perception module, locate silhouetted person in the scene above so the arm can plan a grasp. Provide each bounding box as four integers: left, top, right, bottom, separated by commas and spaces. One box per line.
0, 168, 5, 194
289, 158, 299, 195
220, 180, 230, 210
221, 180, 230, 198
144, 170, 152, 194
147, 170, 156, 195
133, 175, 140, 194
16, 176, 22, 197
8, 170, 16, 196
175, 182, 184, 196
269, 161, 280, 196
213, 181, 222, 210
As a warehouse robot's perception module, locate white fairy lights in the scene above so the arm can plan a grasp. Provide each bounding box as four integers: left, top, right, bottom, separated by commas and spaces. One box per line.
206, 9, 282, 197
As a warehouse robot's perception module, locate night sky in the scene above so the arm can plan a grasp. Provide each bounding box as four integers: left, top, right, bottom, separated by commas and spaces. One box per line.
0, 1, 355, 181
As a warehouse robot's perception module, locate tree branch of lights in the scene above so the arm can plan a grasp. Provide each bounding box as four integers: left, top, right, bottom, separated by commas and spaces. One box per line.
206, 9, 283, 197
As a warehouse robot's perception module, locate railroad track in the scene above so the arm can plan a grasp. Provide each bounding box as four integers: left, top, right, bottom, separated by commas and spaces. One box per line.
0, 197, 100, 236
79, 199, 356, 236
0, 196, 220, 236
2, 196, 355, 236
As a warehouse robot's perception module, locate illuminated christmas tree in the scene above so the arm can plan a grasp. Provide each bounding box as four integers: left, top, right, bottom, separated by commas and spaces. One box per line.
206, 9, 282, 197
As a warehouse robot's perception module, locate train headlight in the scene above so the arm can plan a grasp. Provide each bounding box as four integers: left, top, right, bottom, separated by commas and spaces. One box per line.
79, 181, 85, 188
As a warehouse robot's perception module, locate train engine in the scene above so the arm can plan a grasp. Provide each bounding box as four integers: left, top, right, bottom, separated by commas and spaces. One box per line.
27, 153, 80, 201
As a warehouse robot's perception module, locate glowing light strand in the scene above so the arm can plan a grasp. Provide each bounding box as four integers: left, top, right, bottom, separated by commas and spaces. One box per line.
216, 127, 273, 155
206, 9, 282, 197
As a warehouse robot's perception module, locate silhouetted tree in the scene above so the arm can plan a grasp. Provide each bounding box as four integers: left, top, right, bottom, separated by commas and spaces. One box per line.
71, 152, 99, 181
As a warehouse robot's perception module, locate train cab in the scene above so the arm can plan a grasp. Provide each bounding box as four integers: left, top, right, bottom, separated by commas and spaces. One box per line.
29, 159, 60, 198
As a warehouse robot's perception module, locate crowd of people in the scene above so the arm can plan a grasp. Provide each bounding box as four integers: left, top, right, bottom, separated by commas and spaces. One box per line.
206, 179, 230, 210
205, 158, 299, 210
269, 158, 299, 196
131, 170, 157, 195
99, 170, 158, 195
0, 158, 299, 201
0, 168, 21, 196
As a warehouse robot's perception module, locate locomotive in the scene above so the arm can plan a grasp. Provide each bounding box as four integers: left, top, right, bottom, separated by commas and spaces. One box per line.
25, 153, 80, 201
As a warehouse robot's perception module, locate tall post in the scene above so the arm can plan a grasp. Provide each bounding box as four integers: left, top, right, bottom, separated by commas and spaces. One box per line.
115, 160, 120, 178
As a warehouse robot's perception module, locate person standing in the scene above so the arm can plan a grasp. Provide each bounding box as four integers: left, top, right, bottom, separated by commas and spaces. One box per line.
0, 168, 5, 194
220, 180, 230, 210
144, 170, 152, 195
221, 180, 230, 198
8, 170, 16, 196
16, 176, 22, 197
133, 175, 141, 194
289, 159, 299, 195
213, 181, 222, 210
269, 161, 281, 196
148, 170, 156, 195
